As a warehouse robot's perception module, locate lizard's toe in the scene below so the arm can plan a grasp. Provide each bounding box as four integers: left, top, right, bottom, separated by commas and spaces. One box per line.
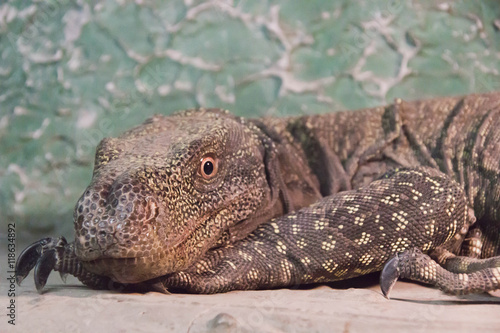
34, 249, 58, 292
16, 238, 48, 285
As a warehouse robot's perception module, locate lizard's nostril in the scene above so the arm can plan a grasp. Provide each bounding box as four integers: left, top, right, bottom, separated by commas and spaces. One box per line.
145, 197, 159, 221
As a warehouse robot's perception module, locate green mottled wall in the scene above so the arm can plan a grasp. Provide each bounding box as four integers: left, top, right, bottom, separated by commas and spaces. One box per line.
1, 0, 500, 238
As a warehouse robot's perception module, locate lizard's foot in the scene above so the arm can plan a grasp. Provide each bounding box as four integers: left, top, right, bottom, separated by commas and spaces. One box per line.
380, 248, 500, 298
16, 237, 69, 292
16, 236, 113, 293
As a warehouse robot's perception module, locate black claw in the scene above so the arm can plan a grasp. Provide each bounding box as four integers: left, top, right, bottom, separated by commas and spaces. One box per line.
380, 255, 401, 299
34, 249, 57, 293
59, 272, 68, 283
15, 238, 51, 286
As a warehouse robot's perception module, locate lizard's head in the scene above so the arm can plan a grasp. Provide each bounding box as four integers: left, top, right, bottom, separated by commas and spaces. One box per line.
73, 109, 285, 283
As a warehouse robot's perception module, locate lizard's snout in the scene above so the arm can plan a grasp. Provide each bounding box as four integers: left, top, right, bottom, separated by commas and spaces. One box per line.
73, 177, 160, 262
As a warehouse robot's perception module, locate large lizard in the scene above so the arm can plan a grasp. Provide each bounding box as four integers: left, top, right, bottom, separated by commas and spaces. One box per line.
16, 91, 500, 297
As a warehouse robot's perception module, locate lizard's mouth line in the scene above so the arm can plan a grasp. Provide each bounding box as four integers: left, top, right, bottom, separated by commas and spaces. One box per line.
79, 205, 233, 283
77, 212, 212, 259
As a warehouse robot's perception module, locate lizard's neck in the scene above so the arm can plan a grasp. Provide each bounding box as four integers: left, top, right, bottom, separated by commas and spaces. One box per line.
262, 106, 392, 199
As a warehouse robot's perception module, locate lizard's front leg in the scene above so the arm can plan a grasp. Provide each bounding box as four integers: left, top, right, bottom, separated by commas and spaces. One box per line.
157, 167, 479, 294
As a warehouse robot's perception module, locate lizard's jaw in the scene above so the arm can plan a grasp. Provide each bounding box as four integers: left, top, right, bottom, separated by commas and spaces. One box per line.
76, 214, 217, 284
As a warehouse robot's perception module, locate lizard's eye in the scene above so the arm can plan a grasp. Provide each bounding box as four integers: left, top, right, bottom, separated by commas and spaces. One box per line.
199, 155, 218, 180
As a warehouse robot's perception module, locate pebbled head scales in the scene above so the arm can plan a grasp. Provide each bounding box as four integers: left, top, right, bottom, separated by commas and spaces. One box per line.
73, 109, 277, 283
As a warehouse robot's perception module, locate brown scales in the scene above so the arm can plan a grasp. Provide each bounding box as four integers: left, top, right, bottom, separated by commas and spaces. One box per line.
15, 91, 500, 297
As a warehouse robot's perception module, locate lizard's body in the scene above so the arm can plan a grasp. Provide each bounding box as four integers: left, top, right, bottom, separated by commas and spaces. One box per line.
17, 91, 500, 296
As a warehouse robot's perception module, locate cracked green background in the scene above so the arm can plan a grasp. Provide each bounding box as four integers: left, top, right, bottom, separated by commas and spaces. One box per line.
1, 0, 500, 238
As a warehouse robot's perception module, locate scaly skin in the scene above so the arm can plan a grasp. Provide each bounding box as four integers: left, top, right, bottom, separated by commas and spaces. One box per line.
16, 91, 500, 297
